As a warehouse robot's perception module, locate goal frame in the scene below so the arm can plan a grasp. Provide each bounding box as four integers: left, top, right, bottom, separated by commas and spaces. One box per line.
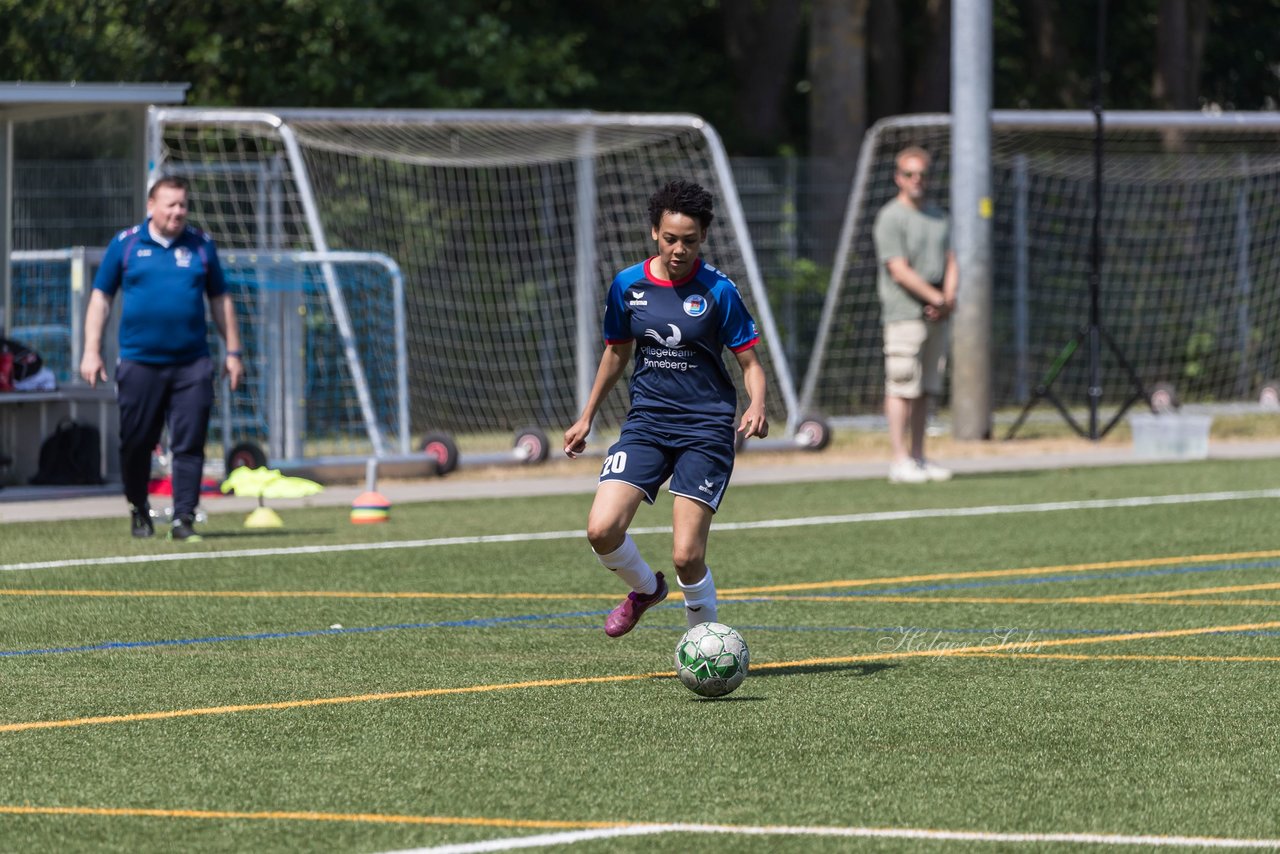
146, 107, 802, 438
800, 109, 1280, 421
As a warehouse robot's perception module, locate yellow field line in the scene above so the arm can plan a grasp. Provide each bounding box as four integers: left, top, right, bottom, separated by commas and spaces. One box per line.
767, 593, 1280, 607
0, 588, 622, 601
721, 548, 1280, 595
3, 547, 1279, 603
1131, 598, 1280, 606
0, 803, 617, 829
0, 672, 668, 734
3, 620, 1276, 736
1081, 581, 1280, 602
948, 652, 1280, 663
747, 620, 1280, 670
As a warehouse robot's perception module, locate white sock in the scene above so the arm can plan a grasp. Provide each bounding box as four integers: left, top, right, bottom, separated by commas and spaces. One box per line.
594, 534, 657, 595
678, 567, 717, 627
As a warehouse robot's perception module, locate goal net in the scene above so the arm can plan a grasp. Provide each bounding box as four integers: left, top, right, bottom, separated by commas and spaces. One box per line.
801, 112, 1280, 420
210, 251, 409, 464
149, 109, 799, 458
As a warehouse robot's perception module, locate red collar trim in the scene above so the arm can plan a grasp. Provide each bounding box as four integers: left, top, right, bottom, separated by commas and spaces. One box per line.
643, 257, 701, 287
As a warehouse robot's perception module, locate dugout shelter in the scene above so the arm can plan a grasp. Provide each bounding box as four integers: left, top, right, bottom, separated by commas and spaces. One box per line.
0, 82, 189, 486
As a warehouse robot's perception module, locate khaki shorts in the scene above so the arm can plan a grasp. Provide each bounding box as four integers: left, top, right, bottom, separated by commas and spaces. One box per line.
883, 319, 948, 399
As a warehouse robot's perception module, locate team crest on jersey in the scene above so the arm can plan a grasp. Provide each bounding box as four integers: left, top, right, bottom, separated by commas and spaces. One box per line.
174, 246, 193, 268
682, 295, 707, 317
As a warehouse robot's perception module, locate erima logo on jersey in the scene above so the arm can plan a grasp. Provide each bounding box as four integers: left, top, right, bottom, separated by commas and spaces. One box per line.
136, 248, 152, 258
698, 478, 717, 495
683, 295, 707, 317
644, 323, 682, 348
628, 289, 648, 306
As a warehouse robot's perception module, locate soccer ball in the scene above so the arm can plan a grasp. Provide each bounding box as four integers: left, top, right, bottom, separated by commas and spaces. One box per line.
675, 622, 749, 697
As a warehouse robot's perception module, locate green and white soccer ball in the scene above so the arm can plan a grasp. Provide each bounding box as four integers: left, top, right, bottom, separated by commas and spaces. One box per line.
675, 622, 749, 697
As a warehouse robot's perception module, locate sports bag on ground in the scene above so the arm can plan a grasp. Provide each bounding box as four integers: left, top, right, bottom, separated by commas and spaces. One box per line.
30, 419, 104, 485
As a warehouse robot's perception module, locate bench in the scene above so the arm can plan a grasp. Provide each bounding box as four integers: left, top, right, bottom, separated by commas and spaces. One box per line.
0, 386, 119, 485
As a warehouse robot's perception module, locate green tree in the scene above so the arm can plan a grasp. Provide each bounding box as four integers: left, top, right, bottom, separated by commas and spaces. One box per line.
0, 0, 594, 108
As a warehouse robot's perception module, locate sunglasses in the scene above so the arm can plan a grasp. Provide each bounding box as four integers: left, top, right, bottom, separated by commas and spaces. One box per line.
898, 169, 927, 179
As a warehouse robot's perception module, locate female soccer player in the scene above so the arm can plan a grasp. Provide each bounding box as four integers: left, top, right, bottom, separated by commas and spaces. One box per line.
563, 179, 768, 637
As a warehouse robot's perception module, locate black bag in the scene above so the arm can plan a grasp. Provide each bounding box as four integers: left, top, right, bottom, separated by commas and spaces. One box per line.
30, 419, 104, 485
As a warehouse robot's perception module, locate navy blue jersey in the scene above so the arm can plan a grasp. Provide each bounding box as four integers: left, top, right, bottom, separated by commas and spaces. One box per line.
93, 220, 227, 365
603, 258, 759, 432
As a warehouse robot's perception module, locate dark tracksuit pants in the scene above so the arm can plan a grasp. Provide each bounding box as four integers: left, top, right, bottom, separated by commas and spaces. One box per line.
116, 356, 214, 519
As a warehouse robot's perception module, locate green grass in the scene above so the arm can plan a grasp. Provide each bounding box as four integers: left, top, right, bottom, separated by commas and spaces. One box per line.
2, 458, 1280, 851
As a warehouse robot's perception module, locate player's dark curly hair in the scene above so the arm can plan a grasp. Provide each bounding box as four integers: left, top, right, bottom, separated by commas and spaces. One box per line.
648, 179, 715, 230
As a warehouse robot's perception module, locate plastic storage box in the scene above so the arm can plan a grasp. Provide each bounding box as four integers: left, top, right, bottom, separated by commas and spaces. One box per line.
1129, 413, 1213, 459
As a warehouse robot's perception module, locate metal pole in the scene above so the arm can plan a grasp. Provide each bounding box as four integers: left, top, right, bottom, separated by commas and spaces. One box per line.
1087, 0, 1107, 440
277, 122, 387, 457
573, 128, 598, 423
1013, 154, 1030, 403
1, 120, 12, 336
1235, 154, 1252, 398
950, 0, 994, 439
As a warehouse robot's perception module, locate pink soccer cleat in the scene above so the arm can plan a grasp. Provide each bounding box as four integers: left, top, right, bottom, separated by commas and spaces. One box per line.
604, 572, 668, 638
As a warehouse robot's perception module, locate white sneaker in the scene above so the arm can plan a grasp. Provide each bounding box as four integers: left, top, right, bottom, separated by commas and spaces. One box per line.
888, 459, 930, 484
917, 459, 953, 482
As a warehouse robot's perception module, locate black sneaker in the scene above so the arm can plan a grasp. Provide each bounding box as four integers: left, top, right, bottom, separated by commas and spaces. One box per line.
130, 504, 155, 539
169, 515, 203, 543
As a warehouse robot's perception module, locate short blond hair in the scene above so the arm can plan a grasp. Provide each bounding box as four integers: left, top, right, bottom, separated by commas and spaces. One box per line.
895, 146, 931, 169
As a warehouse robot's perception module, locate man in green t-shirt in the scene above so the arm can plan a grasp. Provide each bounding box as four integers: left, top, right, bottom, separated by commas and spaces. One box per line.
872, 146, 958, 484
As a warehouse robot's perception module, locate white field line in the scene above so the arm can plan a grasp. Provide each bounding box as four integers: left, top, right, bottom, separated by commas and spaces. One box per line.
388, 821, 1280, 852
4, 489, 1279, 575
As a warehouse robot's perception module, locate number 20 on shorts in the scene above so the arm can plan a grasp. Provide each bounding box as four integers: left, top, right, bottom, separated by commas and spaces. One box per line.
601, 451, 628, 475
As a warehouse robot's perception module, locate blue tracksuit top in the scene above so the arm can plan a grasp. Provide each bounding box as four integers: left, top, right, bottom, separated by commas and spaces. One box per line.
92, 219, 228, 364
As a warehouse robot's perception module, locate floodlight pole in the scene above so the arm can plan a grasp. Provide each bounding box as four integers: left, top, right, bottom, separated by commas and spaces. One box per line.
1005, 0, 1152, 440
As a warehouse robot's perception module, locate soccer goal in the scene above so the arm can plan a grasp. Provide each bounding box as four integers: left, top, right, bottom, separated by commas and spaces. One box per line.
148, 108, 803, 466
801, 111, 1280, 422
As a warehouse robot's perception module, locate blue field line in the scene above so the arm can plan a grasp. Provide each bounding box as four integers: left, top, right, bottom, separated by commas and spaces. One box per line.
0, 607, 610, 658
4, 598, 1279, 658
3, 559, 1278, 659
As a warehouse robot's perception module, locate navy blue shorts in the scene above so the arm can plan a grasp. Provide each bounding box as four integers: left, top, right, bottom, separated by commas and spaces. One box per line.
598, 423, 736, 512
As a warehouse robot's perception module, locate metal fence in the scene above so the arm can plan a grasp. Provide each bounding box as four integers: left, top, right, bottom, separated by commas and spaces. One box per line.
13, 161, 136, 251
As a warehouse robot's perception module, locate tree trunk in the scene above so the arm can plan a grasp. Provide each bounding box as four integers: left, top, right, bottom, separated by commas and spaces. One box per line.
1024, 0, 1074, 107
868, 0, 904, 120
909, 0, 951, 112
808, 0, 870, 261
1153, 0, 1208, 109
723, 0, 806, 153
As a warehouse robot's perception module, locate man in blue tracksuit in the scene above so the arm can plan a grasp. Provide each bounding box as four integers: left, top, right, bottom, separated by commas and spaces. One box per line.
80, 176, 244, 542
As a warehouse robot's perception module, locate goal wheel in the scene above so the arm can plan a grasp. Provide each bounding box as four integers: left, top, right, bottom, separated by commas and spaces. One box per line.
513, 427, 550, 464
1150, 382, 1180, 413
794, 415, 832, 451
226, 441, 267, 473
421, 432, 460, 475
